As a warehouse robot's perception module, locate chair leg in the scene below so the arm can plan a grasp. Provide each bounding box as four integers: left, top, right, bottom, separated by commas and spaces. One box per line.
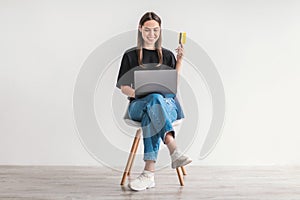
127, 129, 141, 176
120, 129, 141, 185
176, 167, 184, 186
181, 166, 187, 175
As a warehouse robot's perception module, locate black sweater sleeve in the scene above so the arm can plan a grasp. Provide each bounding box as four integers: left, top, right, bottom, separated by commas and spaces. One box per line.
116, 53, 132, 89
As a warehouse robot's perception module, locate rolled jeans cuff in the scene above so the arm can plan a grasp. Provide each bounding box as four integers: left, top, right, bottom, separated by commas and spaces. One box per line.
143, 151, 158, 161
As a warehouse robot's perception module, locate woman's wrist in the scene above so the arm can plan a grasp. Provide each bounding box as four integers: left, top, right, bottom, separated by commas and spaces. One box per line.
130, 90, 135, 98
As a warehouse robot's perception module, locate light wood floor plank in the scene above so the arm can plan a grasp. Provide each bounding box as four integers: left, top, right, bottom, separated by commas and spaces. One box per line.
0, 166, 299, 200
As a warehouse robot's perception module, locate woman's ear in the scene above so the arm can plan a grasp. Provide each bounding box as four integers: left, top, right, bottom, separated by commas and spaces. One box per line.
138, 25, 142, 32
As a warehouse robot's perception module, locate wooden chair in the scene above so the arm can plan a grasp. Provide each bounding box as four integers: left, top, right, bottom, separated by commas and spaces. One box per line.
120, 110, 187, 186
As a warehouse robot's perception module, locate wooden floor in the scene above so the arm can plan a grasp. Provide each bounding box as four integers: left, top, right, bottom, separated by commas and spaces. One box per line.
0, 165, 299, 200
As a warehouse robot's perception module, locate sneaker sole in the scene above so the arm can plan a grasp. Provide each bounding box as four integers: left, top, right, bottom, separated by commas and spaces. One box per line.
128, 182, 155, 191
172, 159, 192, 169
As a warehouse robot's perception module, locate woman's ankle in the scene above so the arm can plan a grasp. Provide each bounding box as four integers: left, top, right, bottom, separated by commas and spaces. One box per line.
144, 160, 155, 172
166, 139, 177, 154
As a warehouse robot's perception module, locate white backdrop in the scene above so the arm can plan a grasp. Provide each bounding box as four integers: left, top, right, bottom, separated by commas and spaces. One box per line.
1, 0, 299, 166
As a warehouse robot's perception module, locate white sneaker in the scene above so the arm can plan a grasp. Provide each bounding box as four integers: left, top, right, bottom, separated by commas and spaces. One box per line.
171, 149, 192, 169
128, 170, 155, 191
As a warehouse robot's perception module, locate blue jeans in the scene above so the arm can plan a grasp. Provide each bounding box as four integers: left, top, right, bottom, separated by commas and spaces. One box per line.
128, 93, 178, 161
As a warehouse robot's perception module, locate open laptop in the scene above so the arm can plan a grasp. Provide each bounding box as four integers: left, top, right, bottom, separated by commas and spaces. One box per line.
134, 69, 177, 98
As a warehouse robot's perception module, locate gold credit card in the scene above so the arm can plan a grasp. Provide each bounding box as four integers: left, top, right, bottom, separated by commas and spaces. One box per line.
179, 32, 186, 45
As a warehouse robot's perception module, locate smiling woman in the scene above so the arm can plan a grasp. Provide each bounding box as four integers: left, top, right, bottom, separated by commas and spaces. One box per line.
116, 11, 191, 191
137, 12, 163, 66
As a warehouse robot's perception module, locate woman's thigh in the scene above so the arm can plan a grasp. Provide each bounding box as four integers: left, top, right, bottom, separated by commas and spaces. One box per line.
128, 94, 178, 122
128, 99, 147, 121
163, 98, 178, 122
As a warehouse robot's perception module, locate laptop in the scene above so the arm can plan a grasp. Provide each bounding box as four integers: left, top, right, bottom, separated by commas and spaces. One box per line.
134, 69, 177, 98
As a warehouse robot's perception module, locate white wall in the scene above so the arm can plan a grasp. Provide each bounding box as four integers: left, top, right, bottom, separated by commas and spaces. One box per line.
0, 0, 299, 166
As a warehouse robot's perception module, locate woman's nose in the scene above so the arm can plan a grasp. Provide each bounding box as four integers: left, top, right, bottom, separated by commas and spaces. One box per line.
149, 30, 155, 36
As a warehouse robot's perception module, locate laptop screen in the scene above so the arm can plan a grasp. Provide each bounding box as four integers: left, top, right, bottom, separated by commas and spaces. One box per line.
134, 69, 177, 98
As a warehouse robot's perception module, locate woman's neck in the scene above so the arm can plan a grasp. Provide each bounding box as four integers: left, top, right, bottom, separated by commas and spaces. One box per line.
143, 45, 156, 50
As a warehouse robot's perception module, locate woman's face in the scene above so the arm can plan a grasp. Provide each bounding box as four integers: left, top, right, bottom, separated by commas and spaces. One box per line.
139, 20, 160, 47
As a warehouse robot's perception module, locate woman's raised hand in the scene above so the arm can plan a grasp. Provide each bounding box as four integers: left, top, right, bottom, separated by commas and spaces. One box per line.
175, 44, 184, 62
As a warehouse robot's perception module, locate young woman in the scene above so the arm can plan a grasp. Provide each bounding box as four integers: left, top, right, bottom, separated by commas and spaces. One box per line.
116, 12, 192, 191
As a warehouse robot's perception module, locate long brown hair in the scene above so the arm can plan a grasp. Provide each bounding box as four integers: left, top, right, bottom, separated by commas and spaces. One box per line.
137, 12, 163, 67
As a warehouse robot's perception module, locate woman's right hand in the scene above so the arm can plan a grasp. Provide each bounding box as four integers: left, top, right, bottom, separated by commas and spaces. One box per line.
121, 85, 135, 98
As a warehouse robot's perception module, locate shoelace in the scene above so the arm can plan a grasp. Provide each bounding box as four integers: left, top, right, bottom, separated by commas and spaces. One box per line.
137, 173, 150, 181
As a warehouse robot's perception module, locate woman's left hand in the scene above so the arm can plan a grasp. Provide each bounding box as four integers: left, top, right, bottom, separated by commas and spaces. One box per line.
176, 44, 184, 61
